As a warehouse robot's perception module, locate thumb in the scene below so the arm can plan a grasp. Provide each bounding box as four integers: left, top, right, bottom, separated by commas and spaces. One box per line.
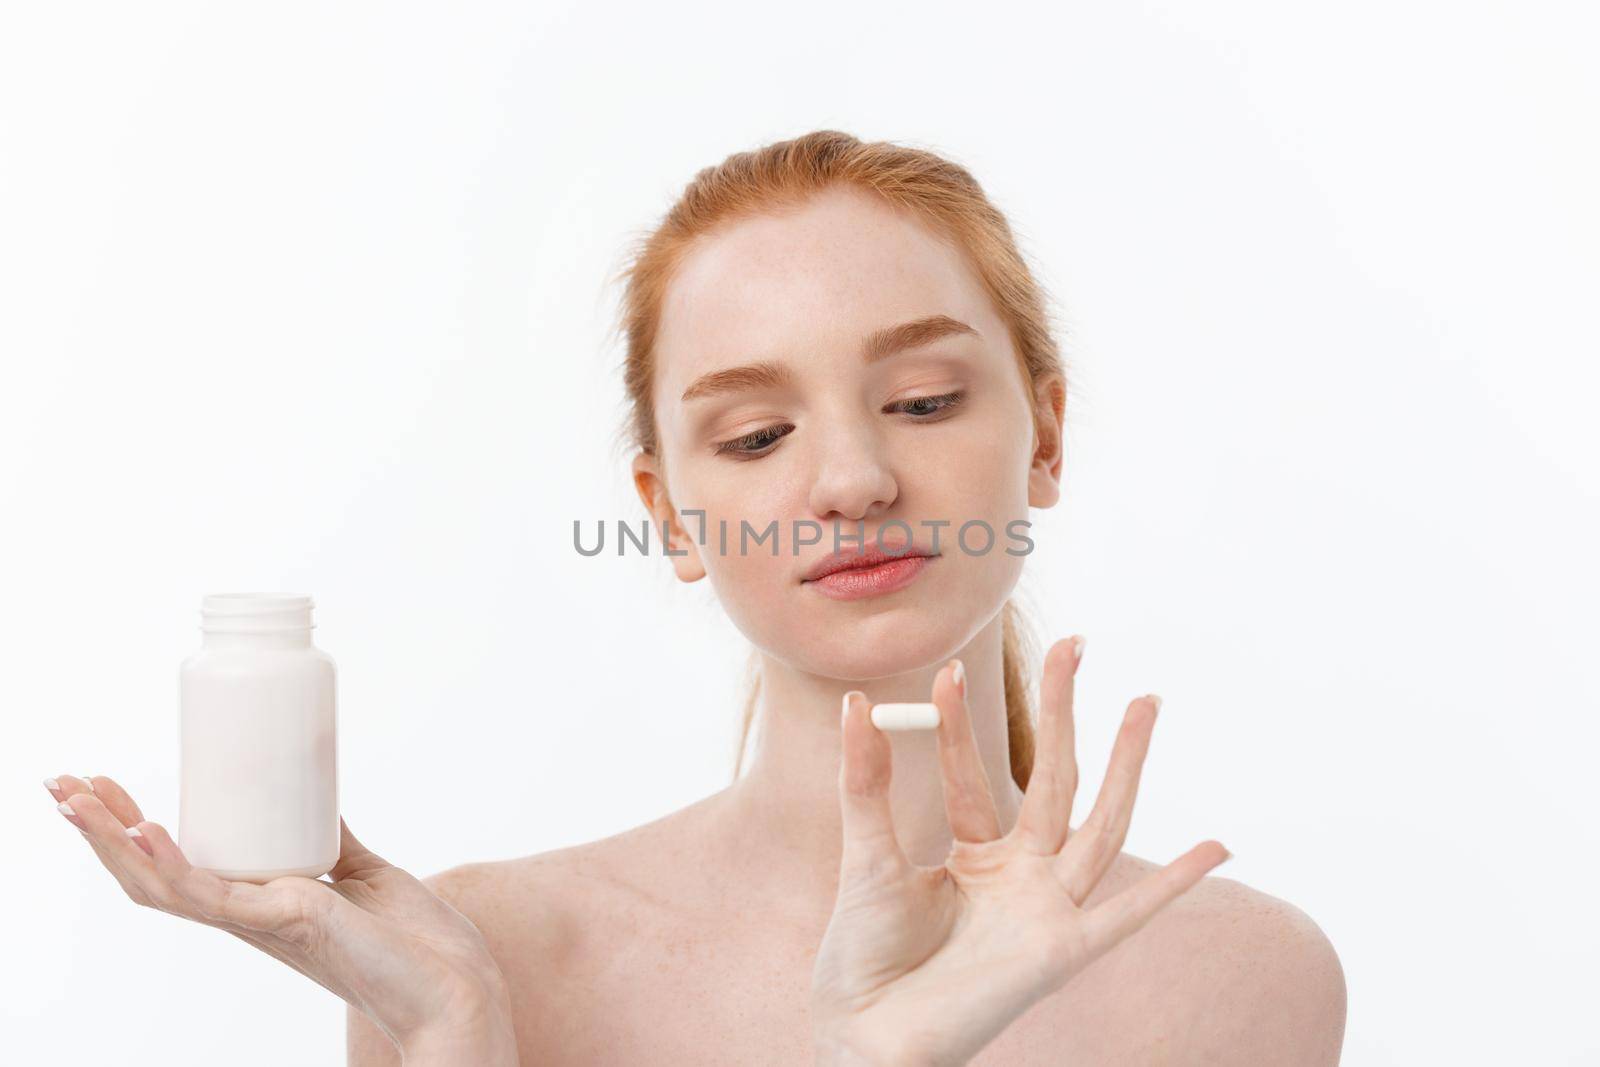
838, 691, 909, 883
326, 816, 392, 881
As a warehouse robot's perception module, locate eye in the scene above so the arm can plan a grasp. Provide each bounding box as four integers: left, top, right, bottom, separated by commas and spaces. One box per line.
711, 391, 967, 461
713, 422, 794, 459
887, 390, 966, 419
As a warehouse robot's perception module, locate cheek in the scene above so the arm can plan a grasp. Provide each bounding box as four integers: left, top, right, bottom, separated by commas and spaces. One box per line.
698, 521, 816, 662
689, 475, 841, 651
930, 419, 1034, 527
918, 421, 1033, 599
689, 477, 803, 586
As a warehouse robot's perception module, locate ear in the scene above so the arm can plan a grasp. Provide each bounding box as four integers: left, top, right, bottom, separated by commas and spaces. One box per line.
1027, 371, 1067, 509
631, 450, 707, 583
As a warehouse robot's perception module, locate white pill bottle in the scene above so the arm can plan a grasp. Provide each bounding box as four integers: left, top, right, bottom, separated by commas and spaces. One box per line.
179, 593, 339, 883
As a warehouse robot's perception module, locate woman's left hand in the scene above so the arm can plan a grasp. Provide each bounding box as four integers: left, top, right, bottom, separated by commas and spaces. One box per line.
810, 636, 1230, 1066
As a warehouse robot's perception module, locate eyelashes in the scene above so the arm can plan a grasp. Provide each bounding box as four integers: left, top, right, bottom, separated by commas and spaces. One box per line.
715, 423, 790, 459
711, 390, 967, 460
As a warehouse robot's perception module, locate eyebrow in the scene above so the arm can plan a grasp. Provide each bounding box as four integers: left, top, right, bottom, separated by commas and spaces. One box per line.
679, 314, 979, 402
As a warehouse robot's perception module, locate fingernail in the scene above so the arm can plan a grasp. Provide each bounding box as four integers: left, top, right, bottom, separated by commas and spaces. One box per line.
125, 826, 143, 838
58, 806, 87, 838
84, 776, 95, 793
43, 777, 59, 793
951, 658, 965, 693
840, 691, 853, 722
1148, 694, 1163, 714
1071, 635, 1085, 664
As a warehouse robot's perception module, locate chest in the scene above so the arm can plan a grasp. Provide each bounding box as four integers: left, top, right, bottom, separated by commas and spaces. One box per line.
501, 916, 1123, 1066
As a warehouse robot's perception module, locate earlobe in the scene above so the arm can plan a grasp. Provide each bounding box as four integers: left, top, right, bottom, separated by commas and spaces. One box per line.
664, 522, 708, 583
1027, 374, 1067, 508
1028, 458, 1062, 509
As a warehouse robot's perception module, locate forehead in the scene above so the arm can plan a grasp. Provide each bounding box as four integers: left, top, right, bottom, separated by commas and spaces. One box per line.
653, 185, 994, 394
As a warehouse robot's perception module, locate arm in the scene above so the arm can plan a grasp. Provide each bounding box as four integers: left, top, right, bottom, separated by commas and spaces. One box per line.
347, 865, 524, 1066
348, 991, 519, 1067
392, 981, 520, 1066
348, 1004, 401, 1067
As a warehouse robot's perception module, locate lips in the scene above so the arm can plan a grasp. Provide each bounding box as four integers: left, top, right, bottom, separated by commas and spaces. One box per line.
801, 542, 936, 583
805, 554, 933, 601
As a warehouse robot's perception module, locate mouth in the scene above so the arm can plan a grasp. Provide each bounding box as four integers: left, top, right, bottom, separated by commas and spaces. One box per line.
801, 546, 939, 601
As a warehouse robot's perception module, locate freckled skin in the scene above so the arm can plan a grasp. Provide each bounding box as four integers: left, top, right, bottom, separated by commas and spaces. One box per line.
642, 186, 1038, 680
355, 829, 1345, 1066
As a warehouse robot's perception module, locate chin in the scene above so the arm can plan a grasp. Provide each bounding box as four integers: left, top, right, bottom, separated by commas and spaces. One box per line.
771, 616, 978, 683
728, 568, 1010, 677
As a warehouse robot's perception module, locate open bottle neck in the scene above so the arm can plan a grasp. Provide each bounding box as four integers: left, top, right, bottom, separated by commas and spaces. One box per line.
199, 593, 317, 649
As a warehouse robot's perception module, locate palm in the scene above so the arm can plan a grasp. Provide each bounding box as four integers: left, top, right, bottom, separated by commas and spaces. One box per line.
815, 838, 1088, 1026
47, 775, 502, 1043
811, 638, 1229, 1066
278, 845, 500, 1017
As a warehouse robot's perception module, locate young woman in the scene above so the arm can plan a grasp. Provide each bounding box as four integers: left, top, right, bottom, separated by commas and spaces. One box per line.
46, 130, 1346, 1064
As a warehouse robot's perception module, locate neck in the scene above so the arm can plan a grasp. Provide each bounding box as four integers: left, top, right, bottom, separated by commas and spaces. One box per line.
713, 612, 1024, 930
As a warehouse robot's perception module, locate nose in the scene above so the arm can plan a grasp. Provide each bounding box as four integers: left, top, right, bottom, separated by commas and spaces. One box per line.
805, 413, 899, 523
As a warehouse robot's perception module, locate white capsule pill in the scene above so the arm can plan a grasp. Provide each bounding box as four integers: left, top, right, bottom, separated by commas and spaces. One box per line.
870, 702, 941, 731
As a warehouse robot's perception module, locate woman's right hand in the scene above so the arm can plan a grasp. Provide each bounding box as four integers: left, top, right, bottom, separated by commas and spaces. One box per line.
811, 637, 1230, 1066
44, 775, 517, 1064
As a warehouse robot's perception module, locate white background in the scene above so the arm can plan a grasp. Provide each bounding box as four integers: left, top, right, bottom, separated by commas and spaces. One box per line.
4, 2, 1597, 1063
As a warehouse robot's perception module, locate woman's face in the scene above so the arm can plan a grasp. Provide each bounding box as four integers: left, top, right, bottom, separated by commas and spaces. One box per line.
634, 184, 1064, 680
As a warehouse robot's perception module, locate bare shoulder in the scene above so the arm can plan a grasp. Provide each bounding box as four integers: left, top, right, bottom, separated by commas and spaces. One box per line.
1072, 852, 1347, 1065
417, 834, 641, 963
406, 800, 725, 1063
422, 788, 720, 907
417, 791, 725, 972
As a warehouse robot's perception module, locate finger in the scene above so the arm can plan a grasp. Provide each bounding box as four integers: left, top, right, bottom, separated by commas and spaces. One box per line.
57, 790, 165, 910
58, 776, 172, 890
837, 691, 911, 883
1078, 841, 1230, 958
322, 816, 446, 916
62, 791, 340, 975
52, 792, 124, 881
85, 774, 148, 827
48, 773, 96, 805
79, 777, 159, 862
1054, 695, 1161, 903
326, 816, 393, 882
324, 819, 464, 919
931, 658, 1002, 843
1013, 636, 1084, 854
